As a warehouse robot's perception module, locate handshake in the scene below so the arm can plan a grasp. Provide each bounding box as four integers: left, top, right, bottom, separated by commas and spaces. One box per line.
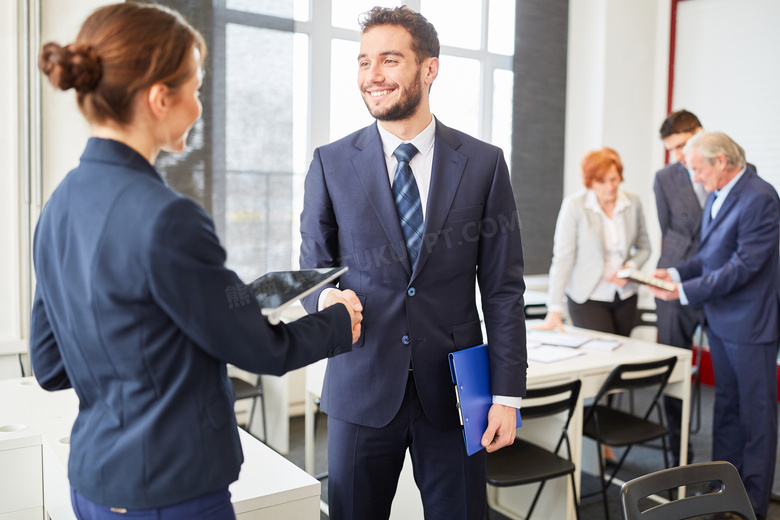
324, 289, 364, 344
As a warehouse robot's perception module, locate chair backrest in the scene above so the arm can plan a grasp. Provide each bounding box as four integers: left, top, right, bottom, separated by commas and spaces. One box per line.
522, 379, 581, 455
589, 356, 677, 422
620, 461, 757, 520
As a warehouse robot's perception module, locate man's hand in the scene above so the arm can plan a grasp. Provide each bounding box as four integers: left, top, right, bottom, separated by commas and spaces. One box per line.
647, 269, 681, 301
481, 403, 517, 453
324, 289, 363, 344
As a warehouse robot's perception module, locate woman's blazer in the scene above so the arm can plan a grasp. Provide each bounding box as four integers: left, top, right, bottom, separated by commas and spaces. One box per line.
547, 190, 651, 307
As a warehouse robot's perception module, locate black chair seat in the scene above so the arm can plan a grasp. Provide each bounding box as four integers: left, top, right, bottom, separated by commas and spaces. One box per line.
230, 375, 266, 442
231, 376, 261, 400
486, 379, 582, 520
620, 461, 757, 520
581, 356, 677, 520
583, 405, 668, 446
487, 439, 576, 486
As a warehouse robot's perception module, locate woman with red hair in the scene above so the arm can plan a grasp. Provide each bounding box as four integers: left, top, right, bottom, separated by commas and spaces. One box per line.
535, 147, 651, 335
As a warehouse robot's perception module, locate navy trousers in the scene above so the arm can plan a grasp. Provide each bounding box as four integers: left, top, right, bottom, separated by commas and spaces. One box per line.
71, 487, 234, 520
708, 332, 778, 518
327, 373, 487, 520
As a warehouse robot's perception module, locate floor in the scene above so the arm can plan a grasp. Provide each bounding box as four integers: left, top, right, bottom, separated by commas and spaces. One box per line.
282, 383, 780, 520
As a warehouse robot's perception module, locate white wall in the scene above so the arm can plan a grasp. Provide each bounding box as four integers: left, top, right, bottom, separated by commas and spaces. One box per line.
0, 0, 110, 378
564, 0, 673, 278
0, 0, 24, 377
40, 0, 104, 199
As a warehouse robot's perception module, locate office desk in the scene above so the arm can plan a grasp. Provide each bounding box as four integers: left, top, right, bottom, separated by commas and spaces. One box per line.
0, 378, 321, 520
303, 328, 691, 520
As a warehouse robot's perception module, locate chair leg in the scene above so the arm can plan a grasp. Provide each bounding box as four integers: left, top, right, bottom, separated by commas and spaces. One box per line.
595, 441, 611, 520
247, 396, 256, 434
526, 481, 547, 519
259, 394, 267, 443
569, 472, 581, 520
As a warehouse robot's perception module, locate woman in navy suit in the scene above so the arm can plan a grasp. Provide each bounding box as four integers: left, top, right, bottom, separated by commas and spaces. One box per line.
535, 147, 651, 336
31, 4, 361, 519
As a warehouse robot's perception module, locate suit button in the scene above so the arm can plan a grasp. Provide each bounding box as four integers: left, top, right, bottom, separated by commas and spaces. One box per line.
407, 287, 416, 297
402, 335, 410, 345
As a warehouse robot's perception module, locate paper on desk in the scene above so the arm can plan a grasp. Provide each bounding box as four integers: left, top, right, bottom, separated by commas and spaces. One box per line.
526, 330, 591, 348
527, 344, 585, 363
581, 339, 622, 351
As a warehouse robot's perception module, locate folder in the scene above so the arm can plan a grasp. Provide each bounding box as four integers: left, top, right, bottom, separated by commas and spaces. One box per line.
448, 344, 522, 456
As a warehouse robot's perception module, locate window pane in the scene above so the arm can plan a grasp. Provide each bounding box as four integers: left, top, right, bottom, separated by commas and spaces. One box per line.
330, 39, 374, 142
488, 0, 515, 55
430, 55, 480, 137
227, 0, 293, 18
226, 24, 294, 279
332, 1, 402, 30
492, 69, 513, 160
420, 0, 482, 50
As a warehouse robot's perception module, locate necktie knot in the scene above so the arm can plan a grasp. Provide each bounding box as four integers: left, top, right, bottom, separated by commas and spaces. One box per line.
394, 143, 418, 166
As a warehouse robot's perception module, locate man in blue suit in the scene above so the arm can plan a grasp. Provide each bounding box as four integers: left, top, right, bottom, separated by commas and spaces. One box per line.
299, 6, 527, 520
651, 131, 780, 520
653, 109, 706, 465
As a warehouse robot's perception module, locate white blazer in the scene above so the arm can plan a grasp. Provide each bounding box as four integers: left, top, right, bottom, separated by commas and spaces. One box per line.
547, 189, 651, 309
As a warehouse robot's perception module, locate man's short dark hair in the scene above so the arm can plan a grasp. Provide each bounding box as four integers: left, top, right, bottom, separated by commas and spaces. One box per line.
359, 6, 439, 64
659, 109, 702, 138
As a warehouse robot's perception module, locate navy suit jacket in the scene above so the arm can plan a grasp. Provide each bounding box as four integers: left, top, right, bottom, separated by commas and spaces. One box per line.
676, 168, 780, 345
30, 138, 352, 509
299, 120, 527, 430
654, 161, 703, 268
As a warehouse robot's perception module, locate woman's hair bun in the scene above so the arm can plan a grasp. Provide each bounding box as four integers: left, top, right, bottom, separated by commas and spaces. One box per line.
39, 42, 102, 93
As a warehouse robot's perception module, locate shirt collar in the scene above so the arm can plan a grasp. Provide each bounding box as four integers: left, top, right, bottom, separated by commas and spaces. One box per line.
584, 189, 631, 214
714, 166, 747, 199
377, 117, 436, 160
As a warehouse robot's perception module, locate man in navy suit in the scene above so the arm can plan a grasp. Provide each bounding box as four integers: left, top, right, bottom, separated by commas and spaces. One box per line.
653, 109, 706, 465
299, 6, 526, 519
651, 131, 780, 520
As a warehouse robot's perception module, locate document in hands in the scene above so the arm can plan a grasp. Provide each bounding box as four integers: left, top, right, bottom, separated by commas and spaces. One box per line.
448, 344, 523, 456
526, 330, 591, 348
526, 344, 585, 363
616, 268, 676, 291
246, 267, 348, 325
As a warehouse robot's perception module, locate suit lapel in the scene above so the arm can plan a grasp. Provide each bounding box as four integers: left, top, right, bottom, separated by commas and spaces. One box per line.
350, 123, 412, 275
412, 121, 467, 278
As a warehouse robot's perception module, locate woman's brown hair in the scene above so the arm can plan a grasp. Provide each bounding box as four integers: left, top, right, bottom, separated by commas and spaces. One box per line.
581, 147, 624, 188
38, 2, 206, 125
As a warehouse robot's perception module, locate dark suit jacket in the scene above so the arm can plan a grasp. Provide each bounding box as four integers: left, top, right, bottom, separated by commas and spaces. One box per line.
299, 119, 527, 430
30, 138, 352, 509
676, 168, 780, 344
654, 161, 703, 268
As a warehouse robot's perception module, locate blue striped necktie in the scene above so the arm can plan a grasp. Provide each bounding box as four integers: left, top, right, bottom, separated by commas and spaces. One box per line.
392, 143, 424, 268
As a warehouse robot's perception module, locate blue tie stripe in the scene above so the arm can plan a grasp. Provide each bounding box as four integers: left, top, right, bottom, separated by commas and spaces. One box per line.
392, 143, 424, 268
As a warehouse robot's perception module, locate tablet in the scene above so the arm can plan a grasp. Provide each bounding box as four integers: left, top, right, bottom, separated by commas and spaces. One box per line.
247, 267, 348, 324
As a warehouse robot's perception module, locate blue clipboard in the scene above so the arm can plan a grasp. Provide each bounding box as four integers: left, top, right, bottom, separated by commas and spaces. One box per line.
448, 344, 522, 456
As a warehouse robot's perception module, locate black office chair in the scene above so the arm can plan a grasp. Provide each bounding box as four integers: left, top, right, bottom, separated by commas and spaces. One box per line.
582, 356, 677, 520
620, 461, 756, 520
230, 375, 267, 443
486, 379, 582, 520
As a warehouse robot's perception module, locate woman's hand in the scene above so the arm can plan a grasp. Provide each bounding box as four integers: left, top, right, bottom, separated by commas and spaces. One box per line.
531, 311, 564, 332
606, 267, 629, 287
324, 289, 363, 344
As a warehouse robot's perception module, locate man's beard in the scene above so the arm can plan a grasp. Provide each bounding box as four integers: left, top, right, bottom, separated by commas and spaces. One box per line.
363, 76, 424, 122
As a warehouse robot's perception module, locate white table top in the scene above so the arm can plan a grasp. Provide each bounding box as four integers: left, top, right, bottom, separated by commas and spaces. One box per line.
2, 377, 320, 516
